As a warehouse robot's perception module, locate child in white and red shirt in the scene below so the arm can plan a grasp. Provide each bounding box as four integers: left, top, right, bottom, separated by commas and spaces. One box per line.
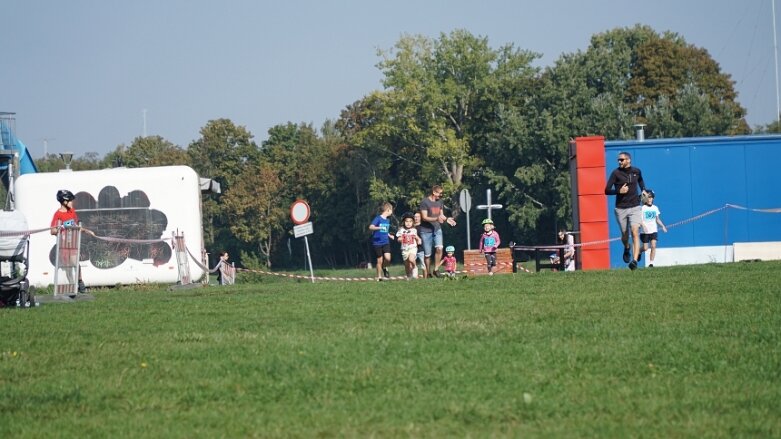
396, 212, 422, 279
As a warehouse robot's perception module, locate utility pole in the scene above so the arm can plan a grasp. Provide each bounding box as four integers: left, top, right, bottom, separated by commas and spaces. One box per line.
773, 0, 780, 125
40, 138, 55, 158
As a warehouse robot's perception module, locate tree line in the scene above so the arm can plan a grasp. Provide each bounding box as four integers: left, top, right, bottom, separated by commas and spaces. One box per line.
34, 25, 775, 270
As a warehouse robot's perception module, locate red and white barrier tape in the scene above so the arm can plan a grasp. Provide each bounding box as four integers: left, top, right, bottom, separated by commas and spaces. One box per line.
236, 267, 410, 282
725, 204, 781, 213
233, 258, 533, 282
0, 225, 172, 244
0, 227, 52, 237
462, 261, 514, 267
0, 203, 775, 283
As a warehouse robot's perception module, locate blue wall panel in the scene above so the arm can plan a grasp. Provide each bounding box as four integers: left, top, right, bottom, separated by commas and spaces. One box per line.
604, 135, 781, 268
744, 143, 781, 241
691, 143, 748, 243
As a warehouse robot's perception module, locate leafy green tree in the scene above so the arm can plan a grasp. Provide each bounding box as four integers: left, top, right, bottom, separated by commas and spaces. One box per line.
34, 154, 72, 173
188, 119, 261, 250
629, 34, 749, 136
102, 136, 190, 169
339, 29, 541, 237
34, 152, 103, 172
259, 122, 351, 267
373, 30, 539, 191
221, 162, 285, 267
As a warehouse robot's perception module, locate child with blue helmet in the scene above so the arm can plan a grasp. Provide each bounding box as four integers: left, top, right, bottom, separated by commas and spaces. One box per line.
479, 218, 501, 275
437, 245, 458, 278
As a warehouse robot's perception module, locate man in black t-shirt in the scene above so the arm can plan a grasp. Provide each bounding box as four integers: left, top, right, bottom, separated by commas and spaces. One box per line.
605, 151, 648, 270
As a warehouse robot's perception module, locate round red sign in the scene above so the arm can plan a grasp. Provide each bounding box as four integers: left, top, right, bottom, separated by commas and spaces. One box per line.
290, 200, 311, 225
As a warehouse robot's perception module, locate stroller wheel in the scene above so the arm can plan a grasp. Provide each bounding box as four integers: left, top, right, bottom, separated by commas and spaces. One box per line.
28, 287, 38, 307
17, 290, 28, 308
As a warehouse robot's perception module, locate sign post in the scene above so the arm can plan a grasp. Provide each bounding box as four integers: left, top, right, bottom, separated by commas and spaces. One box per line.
459, 189, 472, 249
290, 200, 315, 283
476, 188, 503, 220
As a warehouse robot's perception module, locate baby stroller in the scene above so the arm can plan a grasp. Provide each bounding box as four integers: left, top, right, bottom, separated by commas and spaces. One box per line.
0, 210, 35, 308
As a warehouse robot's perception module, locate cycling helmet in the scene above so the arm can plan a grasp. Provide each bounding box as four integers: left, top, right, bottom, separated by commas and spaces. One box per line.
642, 189, 655, 203
401, 211, 415, 221
481, 218, 494, 225
445, 245, 455, 253
56, 189, 75, 204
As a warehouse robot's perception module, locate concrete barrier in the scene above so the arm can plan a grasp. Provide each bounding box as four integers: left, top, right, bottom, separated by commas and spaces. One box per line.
733, 241, 781, 261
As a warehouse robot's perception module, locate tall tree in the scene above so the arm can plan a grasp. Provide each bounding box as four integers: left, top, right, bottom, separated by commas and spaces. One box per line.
259, 123, 344, 266
628, 33, 749, 135
340, 29, 540, 219
374, 30, 540, 191
102, 136, 190, 168
221, 162, 284, 267
188, 119, 261, 249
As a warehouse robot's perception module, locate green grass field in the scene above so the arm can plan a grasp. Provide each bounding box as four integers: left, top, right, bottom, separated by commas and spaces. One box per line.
2, 261, 780, 438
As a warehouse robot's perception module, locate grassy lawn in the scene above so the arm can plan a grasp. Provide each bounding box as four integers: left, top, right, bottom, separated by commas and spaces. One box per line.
1, 262, 780, 438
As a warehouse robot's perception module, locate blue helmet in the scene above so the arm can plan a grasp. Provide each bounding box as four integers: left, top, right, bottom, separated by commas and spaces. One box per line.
445, 245, 455, 252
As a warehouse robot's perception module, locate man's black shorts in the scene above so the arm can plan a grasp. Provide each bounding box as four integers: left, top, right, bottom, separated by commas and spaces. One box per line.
373, 243, 391, 257
640, 232, 658, 243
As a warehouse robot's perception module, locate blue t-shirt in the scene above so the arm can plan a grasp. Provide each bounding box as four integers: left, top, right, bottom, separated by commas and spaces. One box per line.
371, 215, 391, 246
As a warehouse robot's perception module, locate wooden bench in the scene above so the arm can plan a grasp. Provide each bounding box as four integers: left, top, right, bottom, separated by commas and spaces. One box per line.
510, 245, 571, 272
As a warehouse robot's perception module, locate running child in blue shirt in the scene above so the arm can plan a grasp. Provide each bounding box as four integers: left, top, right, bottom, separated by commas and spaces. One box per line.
368, 202, 395, 281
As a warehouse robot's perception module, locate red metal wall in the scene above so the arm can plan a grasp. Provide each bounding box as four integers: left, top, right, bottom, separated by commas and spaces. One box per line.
571, 136, 610, 270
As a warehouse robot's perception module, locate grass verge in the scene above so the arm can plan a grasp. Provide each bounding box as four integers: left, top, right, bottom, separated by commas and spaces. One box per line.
1, 261, 780, 437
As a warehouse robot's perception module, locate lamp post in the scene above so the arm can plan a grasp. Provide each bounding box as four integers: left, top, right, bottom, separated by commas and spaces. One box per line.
59, 151, 74, 171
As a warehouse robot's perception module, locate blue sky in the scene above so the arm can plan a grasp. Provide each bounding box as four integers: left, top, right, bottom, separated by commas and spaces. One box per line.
4, 0, 778, 157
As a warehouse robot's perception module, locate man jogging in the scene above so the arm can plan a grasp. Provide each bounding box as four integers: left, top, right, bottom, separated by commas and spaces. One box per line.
605, 151, 648, 270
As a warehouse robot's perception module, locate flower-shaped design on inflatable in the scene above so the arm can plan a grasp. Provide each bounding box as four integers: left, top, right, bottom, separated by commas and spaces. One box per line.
49, 187, 172, 269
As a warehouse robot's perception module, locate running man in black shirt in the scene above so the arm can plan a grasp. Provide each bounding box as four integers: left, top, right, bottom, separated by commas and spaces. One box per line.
605, 151, 648, 270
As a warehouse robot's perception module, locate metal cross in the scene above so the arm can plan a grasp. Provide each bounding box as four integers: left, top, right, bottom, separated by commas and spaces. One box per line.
476, 188, 503, 220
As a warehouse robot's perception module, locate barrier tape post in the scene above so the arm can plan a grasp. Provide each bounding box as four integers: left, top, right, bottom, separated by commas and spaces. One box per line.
221, 262, 236, 285
172, 231, 191, 285
53, 223, 82, 297
202, 249, 209, 285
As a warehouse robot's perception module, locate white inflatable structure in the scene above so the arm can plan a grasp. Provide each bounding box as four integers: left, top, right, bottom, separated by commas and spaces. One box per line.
14, 166, 205, 287
0, 209, 29, 259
